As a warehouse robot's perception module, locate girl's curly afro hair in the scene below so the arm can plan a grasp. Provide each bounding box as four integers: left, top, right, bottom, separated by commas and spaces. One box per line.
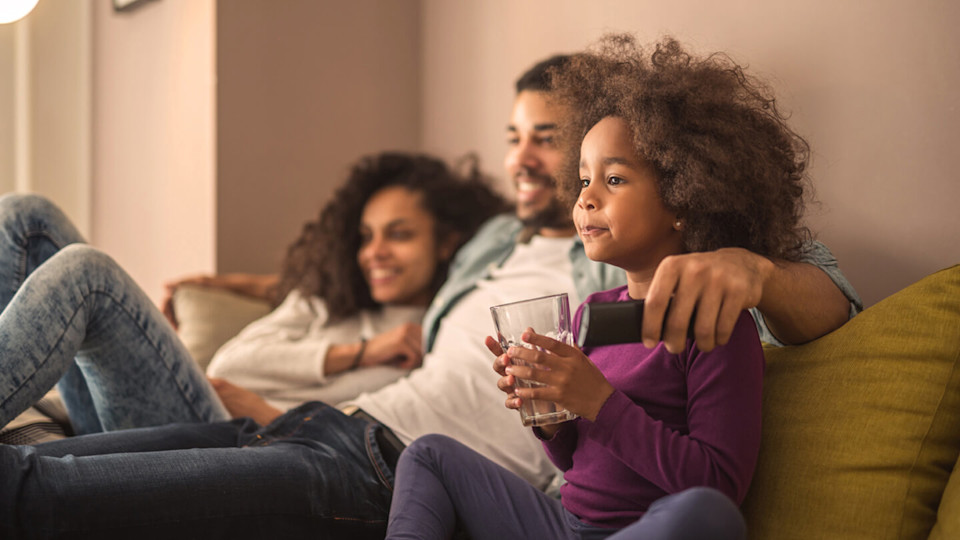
552, 34, 812, 260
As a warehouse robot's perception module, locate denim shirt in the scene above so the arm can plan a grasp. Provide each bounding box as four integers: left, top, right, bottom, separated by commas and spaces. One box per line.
422, 214, 862, 351
753, 240, 863, 346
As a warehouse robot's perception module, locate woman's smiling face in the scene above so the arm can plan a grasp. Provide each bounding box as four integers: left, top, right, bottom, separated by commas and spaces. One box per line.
573, 116, 684, 274
356, 186, 447, 306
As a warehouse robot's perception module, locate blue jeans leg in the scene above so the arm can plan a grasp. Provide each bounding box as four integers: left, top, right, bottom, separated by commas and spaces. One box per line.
0, 193, 86, 308
0, 402, 395, 540
0, 194, 103, 432
0, 243, 228, 431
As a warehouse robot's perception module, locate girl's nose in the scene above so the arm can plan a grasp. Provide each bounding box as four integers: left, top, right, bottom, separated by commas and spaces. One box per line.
577, 183, 599, 210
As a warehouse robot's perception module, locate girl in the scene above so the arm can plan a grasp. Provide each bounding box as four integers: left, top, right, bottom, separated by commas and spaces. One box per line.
386, 35, 811, 540
0, 152, 506, 434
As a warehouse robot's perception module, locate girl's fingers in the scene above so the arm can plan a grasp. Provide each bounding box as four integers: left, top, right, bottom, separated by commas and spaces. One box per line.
505, 363, 558, 388
484, 335, 505, 356
497, 374, 516, 394
506, 344, 563, 370
514, 385, 560, 403
520, 329, 577, 355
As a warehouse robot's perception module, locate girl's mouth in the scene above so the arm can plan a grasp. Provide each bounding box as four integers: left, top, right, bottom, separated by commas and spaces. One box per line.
579, 225, 608, 237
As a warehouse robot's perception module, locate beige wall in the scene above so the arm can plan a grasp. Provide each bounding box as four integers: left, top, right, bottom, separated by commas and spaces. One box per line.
9, 0, 957, 308
0, 24, 14, 192
420, 0, 960, 306
92, 0, 217, 302
0, 1, 91, 235
216, 0, 421, 274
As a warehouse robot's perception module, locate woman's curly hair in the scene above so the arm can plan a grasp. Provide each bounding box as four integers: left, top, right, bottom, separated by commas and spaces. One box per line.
274, 152, 509, 321
551, 34, 811, 260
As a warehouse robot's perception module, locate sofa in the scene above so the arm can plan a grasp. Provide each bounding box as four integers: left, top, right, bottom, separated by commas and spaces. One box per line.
3, 265, 958, 538
171, 265, 960, 539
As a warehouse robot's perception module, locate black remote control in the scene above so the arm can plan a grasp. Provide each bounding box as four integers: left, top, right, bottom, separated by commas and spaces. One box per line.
577, 299, 695, 348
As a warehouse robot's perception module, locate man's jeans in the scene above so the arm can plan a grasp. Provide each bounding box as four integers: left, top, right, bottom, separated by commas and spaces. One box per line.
0, 193, 228, 432
0, 402, 397, 538
0, 194, 396, 538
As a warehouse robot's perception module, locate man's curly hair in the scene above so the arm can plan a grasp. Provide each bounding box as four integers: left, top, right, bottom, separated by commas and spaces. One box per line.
551, 34, 811, 261
274, 152, 508, 321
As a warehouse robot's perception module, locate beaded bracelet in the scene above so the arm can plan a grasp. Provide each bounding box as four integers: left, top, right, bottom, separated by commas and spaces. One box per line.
350, 338, 367, 370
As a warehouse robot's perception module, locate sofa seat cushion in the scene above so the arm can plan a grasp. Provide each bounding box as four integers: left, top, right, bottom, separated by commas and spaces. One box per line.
742, 264, 960, 539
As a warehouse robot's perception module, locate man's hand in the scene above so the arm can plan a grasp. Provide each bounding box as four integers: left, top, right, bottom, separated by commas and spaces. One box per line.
643, 248, 772, 353
208, 377, 283, 425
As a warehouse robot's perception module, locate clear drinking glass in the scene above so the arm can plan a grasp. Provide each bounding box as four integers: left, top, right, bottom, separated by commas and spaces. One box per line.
490, 293, 578, 427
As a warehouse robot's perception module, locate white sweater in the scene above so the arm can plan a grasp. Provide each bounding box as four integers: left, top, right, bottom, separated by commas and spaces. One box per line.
206, 290, 425, 411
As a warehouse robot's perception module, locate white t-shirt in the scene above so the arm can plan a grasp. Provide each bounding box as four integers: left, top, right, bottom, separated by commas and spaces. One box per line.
207, 290, 425, 411
349, 235, 578, 488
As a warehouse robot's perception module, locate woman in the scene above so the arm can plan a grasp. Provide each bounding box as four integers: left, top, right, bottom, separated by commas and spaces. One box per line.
205, 153, 508, 423
0, 152, 506, 434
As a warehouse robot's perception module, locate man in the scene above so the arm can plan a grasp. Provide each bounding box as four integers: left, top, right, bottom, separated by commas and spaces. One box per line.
0, 55, 860, 539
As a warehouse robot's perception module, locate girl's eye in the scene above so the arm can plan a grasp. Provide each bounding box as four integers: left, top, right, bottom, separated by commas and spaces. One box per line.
580, 178, 591, 188
607, 176, 624, 186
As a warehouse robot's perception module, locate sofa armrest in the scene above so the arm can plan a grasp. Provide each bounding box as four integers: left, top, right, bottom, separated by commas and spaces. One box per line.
173, 284, 272, 371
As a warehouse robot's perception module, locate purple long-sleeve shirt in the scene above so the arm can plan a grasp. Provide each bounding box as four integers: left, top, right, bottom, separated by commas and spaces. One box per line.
542, 286, 764, 528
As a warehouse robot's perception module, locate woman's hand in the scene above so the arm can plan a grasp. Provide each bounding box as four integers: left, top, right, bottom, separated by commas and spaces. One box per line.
327, 322, 425, 375
208, 377, 283, 425
498, 329, 615, 422
360, 322, 424, 370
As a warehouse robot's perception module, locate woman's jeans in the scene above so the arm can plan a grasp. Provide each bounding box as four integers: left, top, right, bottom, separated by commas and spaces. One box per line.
0, 193, 228, 432
0, 402, 397, 539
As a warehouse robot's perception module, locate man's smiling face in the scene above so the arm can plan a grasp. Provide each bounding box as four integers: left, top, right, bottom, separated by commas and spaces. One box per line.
504, 91, 572, 232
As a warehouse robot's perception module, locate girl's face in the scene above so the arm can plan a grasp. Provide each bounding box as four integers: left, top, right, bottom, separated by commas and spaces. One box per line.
357, 186, 452, 306
573, 116, 683, 275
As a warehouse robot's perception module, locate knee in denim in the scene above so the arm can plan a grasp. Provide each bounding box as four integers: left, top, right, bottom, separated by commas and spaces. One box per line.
56, 245, 123, 278
0, 193, 59, 230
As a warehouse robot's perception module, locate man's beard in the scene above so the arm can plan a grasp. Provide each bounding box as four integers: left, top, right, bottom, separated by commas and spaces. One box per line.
520, 197, 573, 231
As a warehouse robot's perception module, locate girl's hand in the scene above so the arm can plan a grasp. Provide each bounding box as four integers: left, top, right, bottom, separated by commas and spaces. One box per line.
504, 328, 615, 422
361, 322, 424, 370
486, 336, 522, 411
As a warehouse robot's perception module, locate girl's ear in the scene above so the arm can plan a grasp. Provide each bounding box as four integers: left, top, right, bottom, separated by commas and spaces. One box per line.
673, 218, 685, 231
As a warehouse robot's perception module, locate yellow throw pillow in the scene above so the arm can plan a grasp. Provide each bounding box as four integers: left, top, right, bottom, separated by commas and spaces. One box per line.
928, 454, 960, 539
742, 265, 960, 539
